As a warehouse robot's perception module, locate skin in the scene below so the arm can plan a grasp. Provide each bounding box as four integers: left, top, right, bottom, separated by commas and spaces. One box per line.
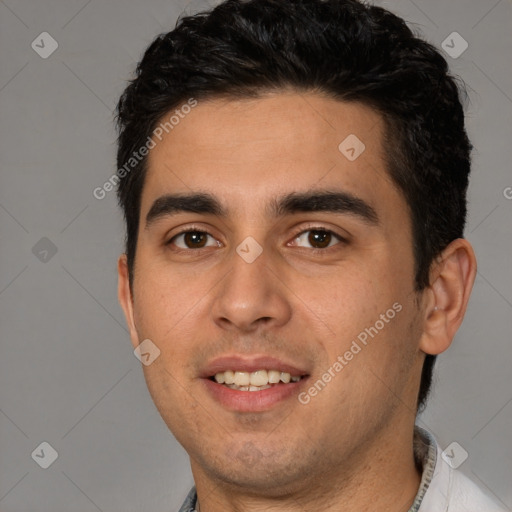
118, 92, 477, 512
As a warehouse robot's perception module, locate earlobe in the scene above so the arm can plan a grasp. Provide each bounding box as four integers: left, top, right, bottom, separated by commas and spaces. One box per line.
419, 238, 477, 356
117, 254, 140, 350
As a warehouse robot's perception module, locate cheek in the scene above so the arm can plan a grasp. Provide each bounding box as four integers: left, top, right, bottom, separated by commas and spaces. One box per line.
310, 266, 388, 332
315, 266, 418, 387
132, 261, 216, 396
141, 358, 205, 446
133, 261, 205, 339
318, 309, 419, 430
353, 302, 420, 395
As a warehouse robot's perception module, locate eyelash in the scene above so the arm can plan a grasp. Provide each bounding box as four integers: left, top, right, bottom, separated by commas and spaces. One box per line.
167, 226, 220, 251
290, 227, 346, 254
166, 225, 347, 254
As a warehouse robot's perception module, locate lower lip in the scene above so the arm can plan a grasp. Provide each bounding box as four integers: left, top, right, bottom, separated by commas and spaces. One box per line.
202, 378, 307, 412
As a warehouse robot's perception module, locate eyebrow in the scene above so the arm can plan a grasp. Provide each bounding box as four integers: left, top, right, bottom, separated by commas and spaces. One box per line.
145, 190, 378, 228
270, 190, 378, 224
145, 193, 226, 228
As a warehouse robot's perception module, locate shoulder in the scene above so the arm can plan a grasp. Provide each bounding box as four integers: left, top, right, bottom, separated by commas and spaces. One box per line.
417, 428, 508, 512
445, 469, 508, 512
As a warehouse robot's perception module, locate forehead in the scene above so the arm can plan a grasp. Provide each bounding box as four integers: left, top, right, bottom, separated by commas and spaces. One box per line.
142, 92, 402, 220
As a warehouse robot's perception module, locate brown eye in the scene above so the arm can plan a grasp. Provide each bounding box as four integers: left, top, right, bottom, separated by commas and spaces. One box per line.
170, 230, 219, 250
308, 230, 332, 248
183, 232, 207, 248
293, 229, 342, 250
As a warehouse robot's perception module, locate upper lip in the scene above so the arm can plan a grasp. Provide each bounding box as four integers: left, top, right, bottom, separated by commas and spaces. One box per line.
200, 355, 310, 378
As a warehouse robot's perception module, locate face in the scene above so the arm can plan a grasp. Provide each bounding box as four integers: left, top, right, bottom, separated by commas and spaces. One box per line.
119, 92, 427, 496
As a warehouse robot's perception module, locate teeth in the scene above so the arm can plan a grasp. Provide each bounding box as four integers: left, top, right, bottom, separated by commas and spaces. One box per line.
213, 369, 303, 388
227, 383, 272, 391
268, 370, 281, 383
233, 371, 250, 386
280, 372, 291, 384
250, 370, 268, 386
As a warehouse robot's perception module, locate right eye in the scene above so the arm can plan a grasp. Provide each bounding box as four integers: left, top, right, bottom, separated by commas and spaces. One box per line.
167, 230, 221, 250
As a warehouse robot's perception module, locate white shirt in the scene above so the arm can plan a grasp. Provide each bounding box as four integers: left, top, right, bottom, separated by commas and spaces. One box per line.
412, 427, 508, 512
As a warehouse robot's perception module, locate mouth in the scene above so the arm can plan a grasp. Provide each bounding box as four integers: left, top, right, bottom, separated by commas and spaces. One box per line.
200, 356, 310, 412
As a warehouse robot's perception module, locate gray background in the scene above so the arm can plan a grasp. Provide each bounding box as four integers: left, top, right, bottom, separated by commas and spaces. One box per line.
0, 0, 511, 510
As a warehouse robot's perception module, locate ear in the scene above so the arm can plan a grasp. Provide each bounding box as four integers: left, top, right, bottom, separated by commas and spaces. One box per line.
419, 238, 477, 356
117, 254, 141, 350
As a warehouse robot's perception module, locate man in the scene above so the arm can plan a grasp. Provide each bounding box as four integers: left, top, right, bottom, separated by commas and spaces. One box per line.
115, 0, 507, 510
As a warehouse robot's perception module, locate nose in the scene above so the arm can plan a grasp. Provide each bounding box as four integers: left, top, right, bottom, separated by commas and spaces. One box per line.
211, 243, 292, 333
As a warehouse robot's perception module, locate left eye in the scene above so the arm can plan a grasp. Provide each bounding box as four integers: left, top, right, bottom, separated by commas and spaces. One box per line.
170, 231, 220, 249
292, 229, 342, 249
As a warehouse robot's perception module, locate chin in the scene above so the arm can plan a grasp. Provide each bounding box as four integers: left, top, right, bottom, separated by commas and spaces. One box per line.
211, 465, 308, 497
194, 440, 314, 496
